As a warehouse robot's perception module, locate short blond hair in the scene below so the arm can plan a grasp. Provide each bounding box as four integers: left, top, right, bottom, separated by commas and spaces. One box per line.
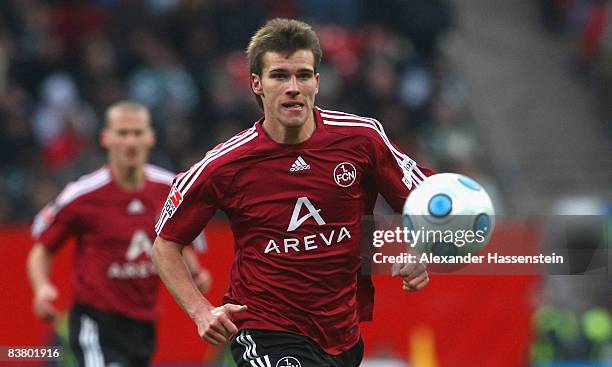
104, 101, 150, 128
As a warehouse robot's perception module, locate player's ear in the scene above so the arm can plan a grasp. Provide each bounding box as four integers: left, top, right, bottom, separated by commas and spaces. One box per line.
99, 128, 109, 148
147, 129, 156, 148
315, 72, 320, 95
251, 73, 263, 96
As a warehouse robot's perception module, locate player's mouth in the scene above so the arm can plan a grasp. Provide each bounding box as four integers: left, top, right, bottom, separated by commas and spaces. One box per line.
125, 149, 139, 159
281, 101, 304, 112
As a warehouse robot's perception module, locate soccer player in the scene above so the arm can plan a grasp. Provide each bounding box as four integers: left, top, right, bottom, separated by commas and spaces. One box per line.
27, 101, 211, 367
153, 19, 432, 367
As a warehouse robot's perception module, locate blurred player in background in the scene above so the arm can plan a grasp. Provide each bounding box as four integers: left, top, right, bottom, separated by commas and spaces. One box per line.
27, 101, 211, 367
153, 19, 432, 367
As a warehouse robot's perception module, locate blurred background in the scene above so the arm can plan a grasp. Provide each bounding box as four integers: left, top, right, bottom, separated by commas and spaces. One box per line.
0, 0, 610, 366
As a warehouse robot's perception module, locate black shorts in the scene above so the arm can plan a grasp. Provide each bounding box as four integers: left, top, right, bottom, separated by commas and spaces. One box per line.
230, 329, 364, 367
69, 304, 156, 367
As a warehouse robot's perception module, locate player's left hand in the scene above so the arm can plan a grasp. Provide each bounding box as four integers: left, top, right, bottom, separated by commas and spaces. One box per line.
392, 261, 429, 292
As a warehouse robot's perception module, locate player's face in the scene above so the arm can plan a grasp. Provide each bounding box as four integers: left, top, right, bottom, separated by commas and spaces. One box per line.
101, 109, 155, 170
251, 49, 320, 130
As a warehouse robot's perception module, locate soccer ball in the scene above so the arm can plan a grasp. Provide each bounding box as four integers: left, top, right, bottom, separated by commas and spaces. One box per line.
402, 173, 495, 257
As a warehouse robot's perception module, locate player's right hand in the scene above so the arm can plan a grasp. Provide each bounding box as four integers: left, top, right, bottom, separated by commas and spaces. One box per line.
33, 283, 59, 321
196, 303, 247, 345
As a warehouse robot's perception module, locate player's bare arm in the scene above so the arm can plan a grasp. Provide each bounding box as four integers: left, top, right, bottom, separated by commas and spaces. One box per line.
182, 246, 212, 294
26, 243, 59, 321
152, 236, 246, 345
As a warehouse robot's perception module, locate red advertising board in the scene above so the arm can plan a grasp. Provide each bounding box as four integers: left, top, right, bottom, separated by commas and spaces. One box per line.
0, 221, 538, 366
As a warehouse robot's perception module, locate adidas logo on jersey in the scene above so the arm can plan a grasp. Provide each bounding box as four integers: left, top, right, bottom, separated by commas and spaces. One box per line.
290, 156, 310, 172
127, 198, 145, 214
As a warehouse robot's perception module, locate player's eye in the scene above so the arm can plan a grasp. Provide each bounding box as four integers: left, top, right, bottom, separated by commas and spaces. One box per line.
298, 72, 313, 80
270, 73, 286, 80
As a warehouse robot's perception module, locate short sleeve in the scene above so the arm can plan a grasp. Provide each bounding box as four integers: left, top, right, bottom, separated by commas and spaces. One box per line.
31, 201, 78, 253
371, 128, 434, 212
155, 171, 218, 245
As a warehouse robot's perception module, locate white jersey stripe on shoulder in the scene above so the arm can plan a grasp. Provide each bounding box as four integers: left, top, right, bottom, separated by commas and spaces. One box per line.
414, 166, 428, 181
145, 164, 175, 185
320, 108, 391, 130
146, 173, 173, 185
57, 177, 109, 208
322, 118, 402, 162
156, 208, 172, 234
173, 132, 240, 191
411, 171, 424, 185
175, 126, 257, 192
321, 111, 405, 159
322, 119, 421, 189
318, 107, 361, 117
198, 125, 257, 167
179, 130, 257, 196
156, 130, 258, 234
322, 118, 407, 167
145, 164, 175, 177
215, 124, 257, 150
56, 168, 111, 208
34, 167, 110, 239
178, 124, 256, 189
321, 111, 408, 164
321, 112, 415, 166
155, 211, 169, 234
219, 124, 258, 149
320, 110, 367, 119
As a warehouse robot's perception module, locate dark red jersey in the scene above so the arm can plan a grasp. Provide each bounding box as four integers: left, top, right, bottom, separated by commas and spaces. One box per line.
32, 164, 175, 322
156, 107, 432, 354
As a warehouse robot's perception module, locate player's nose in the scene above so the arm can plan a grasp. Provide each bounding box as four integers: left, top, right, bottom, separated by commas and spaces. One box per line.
123, 134, 140, 147
286, 76, 299, 96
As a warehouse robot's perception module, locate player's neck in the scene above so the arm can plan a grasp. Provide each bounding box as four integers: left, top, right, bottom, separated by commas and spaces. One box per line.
262, 115, 315, 144
109, 163, 145, 191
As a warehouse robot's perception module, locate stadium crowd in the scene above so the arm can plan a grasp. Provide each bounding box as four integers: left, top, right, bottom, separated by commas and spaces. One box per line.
534, 0, 612, 363
0, 0, 488, 222
539, 0, 612, 134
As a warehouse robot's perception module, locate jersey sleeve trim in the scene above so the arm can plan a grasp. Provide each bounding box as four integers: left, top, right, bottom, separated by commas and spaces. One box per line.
154, 126, 258, 234
31, 167, 111, 239
319, 108, 428, 189
56, 168, 111, 207
144, 164, 175, 185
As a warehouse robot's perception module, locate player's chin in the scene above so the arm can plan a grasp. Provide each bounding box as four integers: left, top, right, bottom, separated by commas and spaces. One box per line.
121, 156, 145, 169
280, 116, 307, 128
